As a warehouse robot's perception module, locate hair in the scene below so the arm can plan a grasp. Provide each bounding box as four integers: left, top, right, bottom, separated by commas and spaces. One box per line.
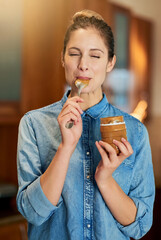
63, 9, 115, 60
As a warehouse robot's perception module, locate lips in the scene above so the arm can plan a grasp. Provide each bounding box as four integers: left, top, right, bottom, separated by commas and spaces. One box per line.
76, 76, 91, 80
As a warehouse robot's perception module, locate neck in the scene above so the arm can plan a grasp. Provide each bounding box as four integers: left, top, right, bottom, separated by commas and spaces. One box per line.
69, 88, 103, 111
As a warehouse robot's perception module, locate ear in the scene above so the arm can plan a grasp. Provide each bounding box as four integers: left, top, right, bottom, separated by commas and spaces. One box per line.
106, 55, 116, 73
61, 51, 65, 68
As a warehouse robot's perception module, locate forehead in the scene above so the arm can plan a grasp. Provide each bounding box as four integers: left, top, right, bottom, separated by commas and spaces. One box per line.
67, 28, 107, 52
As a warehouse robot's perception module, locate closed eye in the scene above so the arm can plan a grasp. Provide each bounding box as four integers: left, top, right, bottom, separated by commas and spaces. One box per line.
91, 55, 100, 59
69, 53, 80, 56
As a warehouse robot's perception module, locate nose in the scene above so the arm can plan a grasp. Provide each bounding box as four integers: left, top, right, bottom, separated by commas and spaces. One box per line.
78, 56, 88, 71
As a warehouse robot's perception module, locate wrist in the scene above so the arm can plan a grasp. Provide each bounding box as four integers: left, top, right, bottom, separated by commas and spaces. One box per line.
96, 175, 114, 190
59, 142, 76, 156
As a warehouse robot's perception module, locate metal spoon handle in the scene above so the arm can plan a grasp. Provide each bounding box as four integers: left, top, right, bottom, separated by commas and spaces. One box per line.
65, 88, 81, 129
65, 121, 74, 129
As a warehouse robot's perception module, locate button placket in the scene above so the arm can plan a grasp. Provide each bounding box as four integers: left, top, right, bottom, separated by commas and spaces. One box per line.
82, 116, 93, 239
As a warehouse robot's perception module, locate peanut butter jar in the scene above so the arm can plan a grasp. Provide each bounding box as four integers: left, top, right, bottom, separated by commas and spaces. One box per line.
100, 116, 127, 154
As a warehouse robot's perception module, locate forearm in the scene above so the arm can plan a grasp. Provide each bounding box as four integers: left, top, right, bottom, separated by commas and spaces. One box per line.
40, 143, 73, 206
97, 176, 137, 226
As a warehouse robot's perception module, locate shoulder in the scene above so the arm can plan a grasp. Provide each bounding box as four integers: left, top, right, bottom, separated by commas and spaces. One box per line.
122, 111, 148, 138
107, 104, 148, 141
19, 99, 63, 129
109, 104, 146, 129
22, 91, 68, 121
28, 99, 62, 116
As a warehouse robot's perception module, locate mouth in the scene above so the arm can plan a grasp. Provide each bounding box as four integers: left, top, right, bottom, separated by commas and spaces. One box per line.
76, 76, 91, 81
75, 77, 91, 87
75, 78, 90, 87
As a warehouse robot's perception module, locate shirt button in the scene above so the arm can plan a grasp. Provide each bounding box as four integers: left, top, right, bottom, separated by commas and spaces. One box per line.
87, 175, 90, 179
87, 224, 90, 228
86, 151, 90, 155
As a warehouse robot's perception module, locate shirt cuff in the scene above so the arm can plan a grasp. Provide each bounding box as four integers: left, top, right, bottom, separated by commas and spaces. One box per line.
27, 177, 63, 218
116, 197, 150, 239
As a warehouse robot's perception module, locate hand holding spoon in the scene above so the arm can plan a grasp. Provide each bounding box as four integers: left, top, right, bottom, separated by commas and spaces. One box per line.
65, 79, 89, 128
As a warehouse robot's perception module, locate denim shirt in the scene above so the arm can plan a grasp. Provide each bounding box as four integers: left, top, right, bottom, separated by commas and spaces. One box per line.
17, 91, 155, 240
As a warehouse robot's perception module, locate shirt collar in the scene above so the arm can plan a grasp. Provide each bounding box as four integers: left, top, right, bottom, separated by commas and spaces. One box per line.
61, 90, 109, 119
85, 93, 109, 119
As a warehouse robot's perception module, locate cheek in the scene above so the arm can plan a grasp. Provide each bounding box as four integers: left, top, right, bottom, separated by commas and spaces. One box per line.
93, 65, 107, 84
64, 64, 73, 77
65, 60, 76, 73
64, 62, 76, 84
94, 64, 107, 76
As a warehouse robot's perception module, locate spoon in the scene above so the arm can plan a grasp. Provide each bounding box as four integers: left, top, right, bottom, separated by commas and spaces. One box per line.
75, 79, 89, 96
65, 79, 89, 128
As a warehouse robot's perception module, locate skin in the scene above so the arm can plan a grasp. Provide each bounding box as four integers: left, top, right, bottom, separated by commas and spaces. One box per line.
40, 27, 137, 226
62, 27, 115, 110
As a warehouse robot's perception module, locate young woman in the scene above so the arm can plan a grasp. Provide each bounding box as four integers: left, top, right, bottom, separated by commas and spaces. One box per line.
17, 9, 155, 240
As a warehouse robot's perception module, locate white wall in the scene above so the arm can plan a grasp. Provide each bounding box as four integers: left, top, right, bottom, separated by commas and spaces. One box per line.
109, 0, 161, 116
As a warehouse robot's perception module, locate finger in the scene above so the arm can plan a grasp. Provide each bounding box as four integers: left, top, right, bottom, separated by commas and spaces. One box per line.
113, 139, 128, 156
98, 140, 117, 159
69, 96, 84, 103
63, 96, 84, 107
121, 138, 133, 155
61, 105, 82, 119
59, 112, 80, 127
113, 138, 133, 157
95, 141, 109, 164
63, 100, 83, 115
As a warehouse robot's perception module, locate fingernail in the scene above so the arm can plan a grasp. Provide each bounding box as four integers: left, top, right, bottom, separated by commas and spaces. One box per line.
121, 138, 126, 142
80, 98, 84, 102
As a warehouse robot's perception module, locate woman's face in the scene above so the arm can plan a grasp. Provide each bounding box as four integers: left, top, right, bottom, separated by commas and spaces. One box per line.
62, 27, 115, 95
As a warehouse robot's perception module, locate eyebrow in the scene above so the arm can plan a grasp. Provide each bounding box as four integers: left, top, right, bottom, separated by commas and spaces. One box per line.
90, 48, 104, 54
68, 47, 104, 54
68, 47, 80, 51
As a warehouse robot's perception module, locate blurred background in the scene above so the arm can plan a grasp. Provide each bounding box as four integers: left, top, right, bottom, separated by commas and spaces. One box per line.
0, 0, 160, 239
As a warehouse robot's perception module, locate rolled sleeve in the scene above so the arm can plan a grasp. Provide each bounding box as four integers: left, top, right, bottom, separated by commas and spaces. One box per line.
117, 197, 153, 239
17, 114, 63, 226
117, 123, 155, 239
27, 177, 63, 220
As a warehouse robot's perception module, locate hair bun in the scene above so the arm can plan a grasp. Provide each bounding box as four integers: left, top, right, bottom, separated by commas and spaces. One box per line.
72, 9, 104, 23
